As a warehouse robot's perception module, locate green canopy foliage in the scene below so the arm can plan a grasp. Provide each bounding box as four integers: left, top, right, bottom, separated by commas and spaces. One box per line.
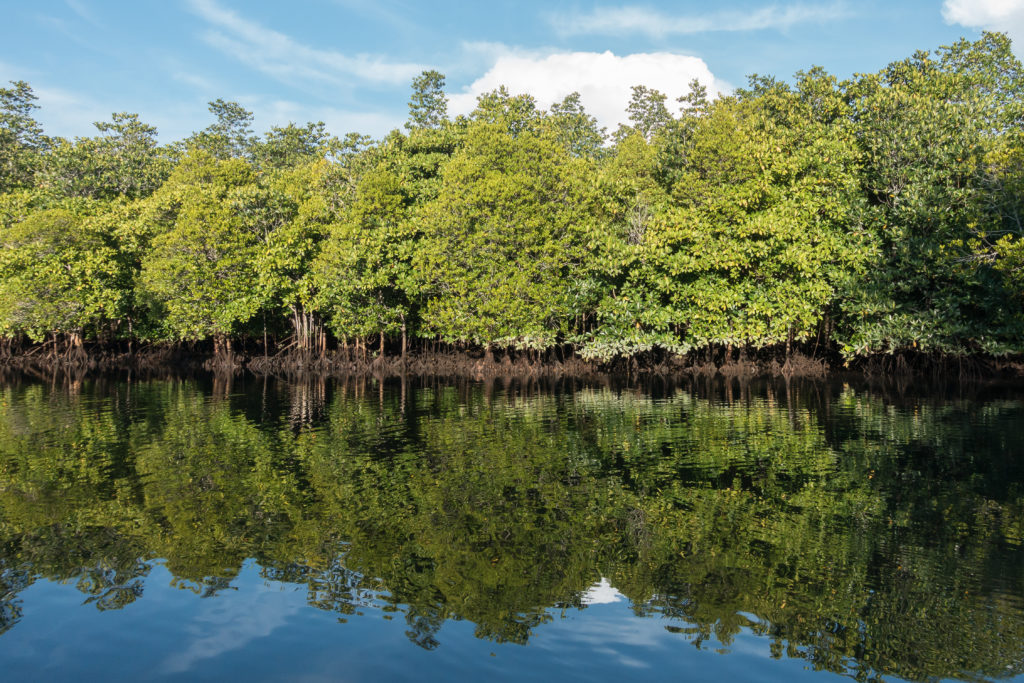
837, 33, 1024, 356
415, 103, 598, 350
0, 205, 126, 342
38, 113, 170, 201
0, 81, 47, 193
138, 153, 263, 342
0, 34, 1022, 362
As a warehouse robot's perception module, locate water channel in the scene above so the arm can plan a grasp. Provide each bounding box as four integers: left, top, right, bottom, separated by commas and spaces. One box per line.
0, 372, 1021, 681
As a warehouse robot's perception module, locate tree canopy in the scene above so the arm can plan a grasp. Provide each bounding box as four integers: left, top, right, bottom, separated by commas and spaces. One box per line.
0, 36, 1022, 364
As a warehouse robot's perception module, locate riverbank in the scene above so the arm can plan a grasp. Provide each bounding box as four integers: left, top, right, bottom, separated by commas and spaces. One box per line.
3, 341, 1024, 382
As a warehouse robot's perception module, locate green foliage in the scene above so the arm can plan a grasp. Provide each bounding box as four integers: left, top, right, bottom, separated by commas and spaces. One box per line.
314, 162, 415, 341
614, 85, 672, 143
467, 87, 542, 137
0, 81, 47, 192
254, 162, 337, 340
0, 205, 127, 341
406, 70, 448, 130
581, 132, 675, 358
664, 80, 863, 349
585, 73, 865, 359
138, 153, 262, 342
252, 121, 333, 170
313, 123, 460, 345
1, 33, 1023, 360
39, 113, 170, 200
548, 92, 606, 158
180, 99, 257, 160
416, 111, 597, 349
836, 33, 1024, 356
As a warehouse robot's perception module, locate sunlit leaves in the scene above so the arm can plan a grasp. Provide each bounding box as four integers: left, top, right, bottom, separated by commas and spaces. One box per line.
0, 206, 126, 342
415, 113, 598, 350
138, 153, 261, 342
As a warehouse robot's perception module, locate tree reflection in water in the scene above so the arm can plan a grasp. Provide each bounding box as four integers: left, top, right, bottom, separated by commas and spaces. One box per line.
0, 374, 1022, 681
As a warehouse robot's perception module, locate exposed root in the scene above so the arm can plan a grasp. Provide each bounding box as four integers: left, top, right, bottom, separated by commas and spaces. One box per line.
776, 353, 828, 380
3, 341, 1024, 383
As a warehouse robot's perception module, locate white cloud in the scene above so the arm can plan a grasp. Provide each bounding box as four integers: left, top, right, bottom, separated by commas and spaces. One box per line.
582, 577, 626, 605
943, 0, 1024, 52
552, 3, 851, 38
160, 583, 301, 674
448, 49, 730, 133
187, 0, 424, 86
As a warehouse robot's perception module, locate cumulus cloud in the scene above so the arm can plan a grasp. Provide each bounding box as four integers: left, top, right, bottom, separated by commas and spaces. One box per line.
187, 0, 424, 86
448, 49, 730, 134
552, 3, 851, 38
943, 0, 1024, 52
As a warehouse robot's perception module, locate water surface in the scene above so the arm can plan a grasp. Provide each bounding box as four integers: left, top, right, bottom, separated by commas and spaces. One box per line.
0, 373, 1022, 681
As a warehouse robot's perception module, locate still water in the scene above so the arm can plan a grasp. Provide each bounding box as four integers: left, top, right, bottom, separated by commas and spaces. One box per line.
0, 372, 1022, 681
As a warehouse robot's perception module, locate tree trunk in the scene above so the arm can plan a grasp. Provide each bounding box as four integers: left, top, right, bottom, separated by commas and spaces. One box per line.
401, 316, 407, 365
214, 333, 231, 359
290, 306, 301, 352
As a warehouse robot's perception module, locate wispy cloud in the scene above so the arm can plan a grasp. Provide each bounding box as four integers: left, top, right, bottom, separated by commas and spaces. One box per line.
0, 60, 37, 83
186, 0, 425, 87
329, 0, 423, 35
0, 70, 399, 143
160, 583, 301, 675
65, 0, 103, 29
171, 70, 218, 93
551, 3, 852, 38
0, 78, 207, 144
34, 14, 119, 57
25, 85, 113, 137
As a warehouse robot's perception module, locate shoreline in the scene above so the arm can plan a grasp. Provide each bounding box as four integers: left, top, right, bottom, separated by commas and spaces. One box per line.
3, 344, 1024, 382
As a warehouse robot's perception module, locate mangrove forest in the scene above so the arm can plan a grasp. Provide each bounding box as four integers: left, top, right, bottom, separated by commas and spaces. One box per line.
2, 33, 1024, 373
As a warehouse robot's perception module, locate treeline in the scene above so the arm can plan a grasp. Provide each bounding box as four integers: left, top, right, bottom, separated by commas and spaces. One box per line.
1, 33, 1023, 366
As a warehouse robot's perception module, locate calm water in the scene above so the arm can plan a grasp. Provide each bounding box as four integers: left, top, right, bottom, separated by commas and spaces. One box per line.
0, 373, 1022, 682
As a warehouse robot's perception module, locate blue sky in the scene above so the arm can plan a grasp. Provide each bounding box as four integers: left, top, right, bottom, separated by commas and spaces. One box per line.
1, 0, 1021, 142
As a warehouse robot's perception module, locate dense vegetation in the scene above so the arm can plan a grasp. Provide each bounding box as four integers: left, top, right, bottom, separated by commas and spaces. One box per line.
1, 34, 1023, 366
0, 376, 1022, 680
